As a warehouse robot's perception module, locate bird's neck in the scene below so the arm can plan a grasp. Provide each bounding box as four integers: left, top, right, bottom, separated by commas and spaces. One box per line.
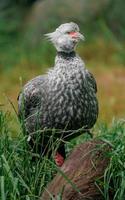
55, 51, 77, 67
57, 51, 76, 58
54, 50, 85, 70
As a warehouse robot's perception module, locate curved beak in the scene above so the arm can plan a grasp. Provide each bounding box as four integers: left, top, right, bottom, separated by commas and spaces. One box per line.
78, 32, 85, 41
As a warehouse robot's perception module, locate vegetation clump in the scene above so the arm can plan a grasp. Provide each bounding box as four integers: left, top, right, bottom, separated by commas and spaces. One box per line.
0, 110, 125, 199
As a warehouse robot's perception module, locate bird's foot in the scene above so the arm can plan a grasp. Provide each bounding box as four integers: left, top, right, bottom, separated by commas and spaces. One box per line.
54, 152, 64, 167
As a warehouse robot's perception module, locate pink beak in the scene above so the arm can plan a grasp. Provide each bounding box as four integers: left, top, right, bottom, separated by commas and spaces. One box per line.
69, 32, 78, 38
69, 32, 84, 40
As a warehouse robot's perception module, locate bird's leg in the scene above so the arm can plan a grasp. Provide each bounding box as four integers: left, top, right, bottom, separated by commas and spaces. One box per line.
54, 144, 66, 167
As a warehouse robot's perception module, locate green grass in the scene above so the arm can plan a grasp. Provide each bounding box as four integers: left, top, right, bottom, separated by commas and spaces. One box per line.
0, 110, 125, 200
96, 119, 125, 200
0, 111, 56, 200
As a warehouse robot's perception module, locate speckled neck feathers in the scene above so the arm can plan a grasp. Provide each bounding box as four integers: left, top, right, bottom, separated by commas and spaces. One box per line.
54, 51, 85, 71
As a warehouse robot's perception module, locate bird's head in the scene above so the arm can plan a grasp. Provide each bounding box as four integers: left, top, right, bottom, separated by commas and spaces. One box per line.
45, 22, 84, 53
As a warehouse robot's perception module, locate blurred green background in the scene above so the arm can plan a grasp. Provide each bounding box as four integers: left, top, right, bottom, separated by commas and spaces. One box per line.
0, 0, 125, 133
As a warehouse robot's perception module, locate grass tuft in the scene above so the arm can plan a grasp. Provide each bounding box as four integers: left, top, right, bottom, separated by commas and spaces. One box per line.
0, 110, 125, 199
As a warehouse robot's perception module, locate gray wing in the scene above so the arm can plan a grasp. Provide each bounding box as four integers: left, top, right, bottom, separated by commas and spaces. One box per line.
18, 75, 47, 120
85, 70, 97, 93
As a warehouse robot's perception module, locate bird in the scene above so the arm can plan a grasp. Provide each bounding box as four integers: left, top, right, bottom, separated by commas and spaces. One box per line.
18, 22, 98, 166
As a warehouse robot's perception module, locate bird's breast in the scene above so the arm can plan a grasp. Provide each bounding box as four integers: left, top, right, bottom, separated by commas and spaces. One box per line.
46, 66, 98, 129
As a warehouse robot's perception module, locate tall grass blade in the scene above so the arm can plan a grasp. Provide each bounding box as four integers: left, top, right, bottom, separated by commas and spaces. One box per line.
0, 176, 6, 200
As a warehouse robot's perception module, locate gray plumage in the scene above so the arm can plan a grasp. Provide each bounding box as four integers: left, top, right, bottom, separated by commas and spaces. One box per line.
18, 22, 98, 144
